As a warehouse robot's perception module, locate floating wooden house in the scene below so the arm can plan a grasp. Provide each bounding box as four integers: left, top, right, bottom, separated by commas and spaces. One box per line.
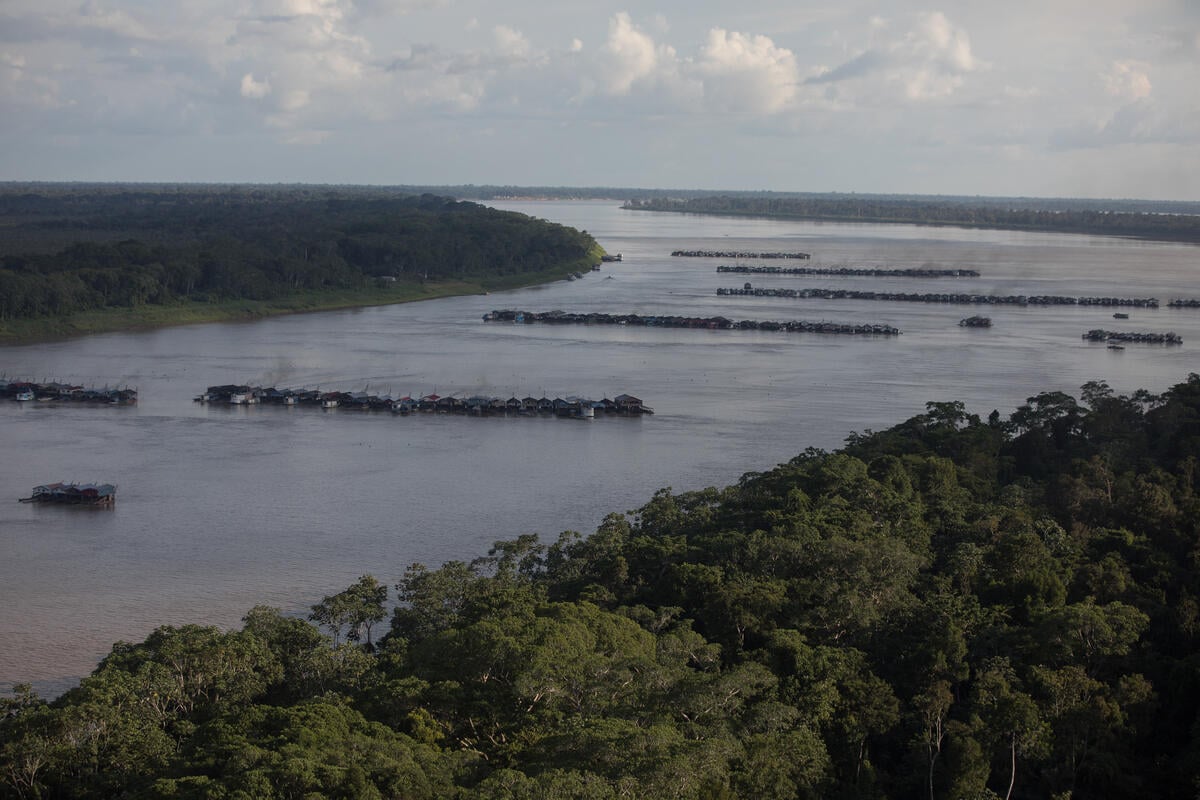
20, 482, 116, 506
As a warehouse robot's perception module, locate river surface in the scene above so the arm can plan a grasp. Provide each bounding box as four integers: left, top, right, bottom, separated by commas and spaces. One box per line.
3, 200, 1199, 695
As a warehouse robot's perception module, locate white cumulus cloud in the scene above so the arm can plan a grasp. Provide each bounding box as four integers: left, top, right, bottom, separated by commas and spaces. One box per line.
598, 12, 672, 95
693, 28, 798, 113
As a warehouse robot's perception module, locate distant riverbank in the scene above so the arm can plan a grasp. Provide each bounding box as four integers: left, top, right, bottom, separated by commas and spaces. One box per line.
0, 253, 599, 345
624, 196, 1200, 244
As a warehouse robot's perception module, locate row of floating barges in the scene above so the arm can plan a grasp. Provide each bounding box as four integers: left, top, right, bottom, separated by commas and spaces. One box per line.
672, 250, 811, 259
717, 285, 1161, 307
197, 384, 653, 417
1, 379, 137, 404
717, 265, 980, 278
483, 309, 900, 336
1083, 329, 1183, 345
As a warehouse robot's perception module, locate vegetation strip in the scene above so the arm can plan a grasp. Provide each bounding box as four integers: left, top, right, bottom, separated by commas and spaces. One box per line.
483, 308, 901, 335
0, 187, 604, 343
628, 195, 1200, 242
718, 285, 1160, 307
717, 265, 980, 278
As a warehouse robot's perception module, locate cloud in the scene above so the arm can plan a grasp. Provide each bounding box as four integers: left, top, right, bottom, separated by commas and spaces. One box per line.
597, 12, 674, 96
279, 88, 310, 110
493, 25, 530, 60
240, 72, 271, 98
806, 11, 979, 100
1103, 60, 1152, 100
226, 0, 374, 123
693, 28, 798, 113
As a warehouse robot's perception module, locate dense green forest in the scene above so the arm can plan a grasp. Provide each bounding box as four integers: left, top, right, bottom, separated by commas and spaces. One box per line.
624, 195, 1200, 242
6, 374, 1200, 798
0, 186, 601, 323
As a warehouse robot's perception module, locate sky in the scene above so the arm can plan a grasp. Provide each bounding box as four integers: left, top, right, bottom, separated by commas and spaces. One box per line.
2, 0, 1199, 199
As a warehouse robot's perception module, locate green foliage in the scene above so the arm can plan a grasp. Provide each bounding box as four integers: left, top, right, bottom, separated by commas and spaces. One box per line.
11, 376, 1200, 797
0, 188, 601, 322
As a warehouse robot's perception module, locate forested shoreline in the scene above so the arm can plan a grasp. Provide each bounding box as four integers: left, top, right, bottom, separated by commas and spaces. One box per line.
5, 374, 1200, 798
624, 196, 1200, 242
0, 186, 602, 340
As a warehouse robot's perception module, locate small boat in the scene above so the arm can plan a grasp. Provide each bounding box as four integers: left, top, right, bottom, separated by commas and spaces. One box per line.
1108, 343, 1125, 350
14, 389, 34, 402
1113, 312, 1129, 319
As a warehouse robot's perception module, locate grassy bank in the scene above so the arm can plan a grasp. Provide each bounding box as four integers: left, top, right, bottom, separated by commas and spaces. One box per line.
0, 249, 602, 345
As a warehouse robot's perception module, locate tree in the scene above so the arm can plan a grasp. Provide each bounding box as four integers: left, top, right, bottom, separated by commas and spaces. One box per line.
310, 574, 388, 647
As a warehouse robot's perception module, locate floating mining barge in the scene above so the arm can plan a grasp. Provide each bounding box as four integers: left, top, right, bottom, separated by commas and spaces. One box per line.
672, 250, 810, 259
483, 309, 900, 336
1083, 330, 1182, 345
717, 265, 980, 278
19, 482, 116, 506
718, 286, 1160, 307
1, 379, 136, 404
197, 384, 653, 417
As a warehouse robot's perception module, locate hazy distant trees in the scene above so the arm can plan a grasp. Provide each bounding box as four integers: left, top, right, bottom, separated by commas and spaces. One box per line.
625, 196, 1200, 242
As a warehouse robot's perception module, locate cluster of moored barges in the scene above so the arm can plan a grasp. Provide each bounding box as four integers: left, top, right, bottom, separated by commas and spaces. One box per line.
672, 250, 811, 259
1, 379, 137, 404
19, 482, 116, 505
1083, 330, 1183, 345
717, 286, 1161, 307
1168, 299, 1200, 308
483, 309, 900, 336
717, 265, 980, 278
197, 384, 653, 417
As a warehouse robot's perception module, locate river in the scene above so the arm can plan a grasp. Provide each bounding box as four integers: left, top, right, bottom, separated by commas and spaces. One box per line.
2, 199, 1198, 695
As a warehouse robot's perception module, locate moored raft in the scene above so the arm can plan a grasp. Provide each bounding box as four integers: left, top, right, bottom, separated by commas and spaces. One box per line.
19, 482, 116, 505
196, 383, 653, 417
672, 250, 810, 259
1082, 329, 1182, 345
718, 265, 979, 278
1, 379, 136, 404
718, 286, 1159, 307
483, 309, 900, 336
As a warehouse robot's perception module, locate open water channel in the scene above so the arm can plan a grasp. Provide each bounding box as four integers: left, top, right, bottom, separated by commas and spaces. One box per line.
3, 200, 1199, 695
